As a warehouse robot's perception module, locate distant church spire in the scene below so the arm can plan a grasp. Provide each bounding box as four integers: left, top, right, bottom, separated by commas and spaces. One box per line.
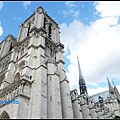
77, 56, 87, 95
107, 77, 114, 94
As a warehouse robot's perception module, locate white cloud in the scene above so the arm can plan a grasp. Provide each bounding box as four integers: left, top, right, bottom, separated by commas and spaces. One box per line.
0, 1, 3, 10
69, 9, 79, 17
23, 1, 31, 10
61, 1, 80, 18
94, 1, 120, 18
61, 10, 69, 18
0, 2, 3, 39
0, 22, 3, 36
66, 1, 78, 8
60, 1, 120, 95
117, 85, 120, 94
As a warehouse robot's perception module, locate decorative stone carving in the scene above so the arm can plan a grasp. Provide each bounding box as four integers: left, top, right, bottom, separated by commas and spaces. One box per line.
23, 83, 30, 96
33, 32, 39, 38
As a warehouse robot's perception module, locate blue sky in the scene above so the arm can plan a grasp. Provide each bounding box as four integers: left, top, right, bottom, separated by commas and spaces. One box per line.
0, 1, 120, 95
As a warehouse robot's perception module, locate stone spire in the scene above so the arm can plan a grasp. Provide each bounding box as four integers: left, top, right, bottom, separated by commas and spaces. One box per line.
77, 57, 87, 95
107, 77, 114, 94
77, 56, 84, 81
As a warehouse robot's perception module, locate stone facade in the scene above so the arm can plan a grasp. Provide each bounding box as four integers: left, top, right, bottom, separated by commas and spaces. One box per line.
0, 6, 120, 119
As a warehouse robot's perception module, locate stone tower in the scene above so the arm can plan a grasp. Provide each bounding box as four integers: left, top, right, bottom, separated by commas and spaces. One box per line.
0, 6, 120, 119
0, 6, 73, 119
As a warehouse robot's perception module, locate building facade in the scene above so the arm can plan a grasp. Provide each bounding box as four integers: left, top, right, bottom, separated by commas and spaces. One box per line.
0, 6, 120, 119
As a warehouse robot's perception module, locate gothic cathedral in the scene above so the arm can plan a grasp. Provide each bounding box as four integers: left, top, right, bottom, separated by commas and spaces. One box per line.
0, 6, 120, 119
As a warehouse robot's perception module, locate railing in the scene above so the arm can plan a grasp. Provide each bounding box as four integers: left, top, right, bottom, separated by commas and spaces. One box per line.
0, 78, 32, 107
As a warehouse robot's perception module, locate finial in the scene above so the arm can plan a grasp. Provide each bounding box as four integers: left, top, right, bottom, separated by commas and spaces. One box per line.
77, 54, 78, 59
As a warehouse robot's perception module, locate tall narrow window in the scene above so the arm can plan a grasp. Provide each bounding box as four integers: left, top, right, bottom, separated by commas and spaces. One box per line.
9, 43, 12, 52
44, 18, 47, 30
27, 22, 30, 36
2, 61, 5, 70
21, 47, 24, 56
44, 18, 46, 29
5, 59, 9, 68
48, 24, 52, 39
50, 48, 52, 58
50, 76, 51, 81
44, 18, 45, 29
50, 96, 52, 102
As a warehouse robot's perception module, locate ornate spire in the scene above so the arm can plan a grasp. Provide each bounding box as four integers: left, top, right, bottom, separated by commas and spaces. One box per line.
77, 56, 87, 95
77, 56, 84, 81
107, 77, 114, 94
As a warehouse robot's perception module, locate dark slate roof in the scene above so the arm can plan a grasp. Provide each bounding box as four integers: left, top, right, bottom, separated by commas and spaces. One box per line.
90, 90, 110, 103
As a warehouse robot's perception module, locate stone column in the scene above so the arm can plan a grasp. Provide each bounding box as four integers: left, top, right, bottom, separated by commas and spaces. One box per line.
56, 44, 73, 118
16, 95, 30, 118
27, 28, 46, 118
71, 89, 83, 119
80, 94, 91, 119
88, 98, 97, 118
47, 59, 62, 119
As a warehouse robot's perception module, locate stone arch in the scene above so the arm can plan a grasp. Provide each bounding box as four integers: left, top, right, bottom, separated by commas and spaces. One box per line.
13, 60, 26, 81
0, 111, 10, 119
13, 72, 21, 81
18, 60, 26, 71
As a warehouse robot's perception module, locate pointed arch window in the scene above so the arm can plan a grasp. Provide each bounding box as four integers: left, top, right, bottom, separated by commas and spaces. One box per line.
0, 111, 10, 119
27, 22, 31, 36
13, 72, 20, 81
9, 43, 12, 52
44, 18, 47, 30
18, 60, 26, 71
48, 24, 52, 39
50, 48, 52, 57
